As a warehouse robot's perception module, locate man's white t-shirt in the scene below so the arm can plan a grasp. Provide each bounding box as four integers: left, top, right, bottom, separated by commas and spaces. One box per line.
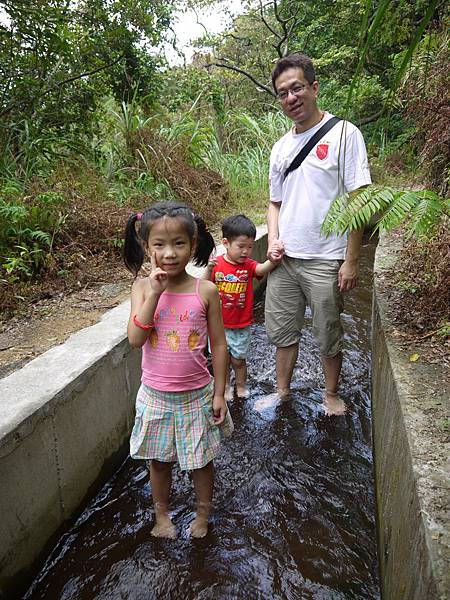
269, 112, 371, 259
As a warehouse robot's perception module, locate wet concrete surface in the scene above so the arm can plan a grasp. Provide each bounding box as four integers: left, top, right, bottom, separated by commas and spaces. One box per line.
23, 242, 379, 600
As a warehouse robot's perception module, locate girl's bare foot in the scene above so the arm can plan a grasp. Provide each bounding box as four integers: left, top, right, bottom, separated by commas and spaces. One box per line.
151, 514, 176, 539
189, 501, 211, 538
190, 515, 209, 538
323, 390, 346, 416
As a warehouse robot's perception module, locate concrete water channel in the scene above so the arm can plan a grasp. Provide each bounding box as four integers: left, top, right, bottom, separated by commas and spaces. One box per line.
21, 240, 379, 600
1, 231, 448, 599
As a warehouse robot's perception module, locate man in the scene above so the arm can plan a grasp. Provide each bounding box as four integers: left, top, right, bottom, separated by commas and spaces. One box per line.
265, 53, 371, 415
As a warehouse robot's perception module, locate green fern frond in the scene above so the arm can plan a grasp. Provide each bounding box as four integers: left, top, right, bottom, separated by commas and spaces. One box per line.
405, 192, 449, 239
322, 185, 448, 240
29, 230, 52, 246
374, 190, 419, 234
322, 185, 394, 236
0, 202, 28, 221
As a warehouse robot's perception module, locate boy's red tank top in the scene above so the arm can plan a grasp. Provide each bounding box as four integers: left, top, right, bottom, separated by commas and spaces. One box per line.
141, 279, 211, 392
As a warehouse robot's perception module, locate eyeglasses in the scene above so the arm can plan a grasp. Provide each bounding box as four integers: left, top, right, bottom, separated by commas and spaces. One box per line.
276, 84, 309, 101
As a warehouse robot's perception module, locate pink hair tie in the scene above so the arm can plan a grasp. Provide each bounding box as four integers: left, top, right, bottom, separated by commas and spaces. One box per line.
136, 212, 143, 221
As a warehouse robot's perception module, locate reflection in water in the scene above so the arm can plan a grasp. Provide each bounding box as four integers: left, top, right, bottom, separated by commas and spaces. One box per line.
24, 242, 379, 599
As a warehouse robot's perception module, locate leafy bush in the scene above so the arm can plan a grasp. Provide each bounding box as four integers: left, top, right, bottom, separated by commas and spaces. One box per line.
388, 222, 449, 337
0, 191, 66, 281
401, 33, 450, 195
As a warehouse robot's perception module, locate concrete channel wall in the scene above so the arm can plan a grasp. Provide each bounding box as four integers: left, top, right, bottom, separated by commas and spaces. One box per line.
0, 228, 268, 597
372, 236, 449, 600
3, 227, 447, 600
0, 303, 141, 598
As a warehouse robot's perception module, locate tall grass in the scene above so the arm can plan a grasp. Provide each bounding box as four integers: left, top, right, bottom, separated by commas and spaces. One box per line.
160, 109, 291, 218
209, 111, 290, 218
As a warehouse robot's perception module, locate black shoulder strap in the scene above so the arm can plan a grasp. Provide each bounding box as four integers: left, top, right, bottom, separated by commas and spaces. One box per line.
283, 116, 342, 180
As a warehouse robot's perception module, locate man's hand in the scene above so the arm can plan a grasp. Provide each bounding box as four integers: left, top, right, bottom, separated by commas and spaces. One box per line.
338, 259, 358, 293
267, 239, 285, 264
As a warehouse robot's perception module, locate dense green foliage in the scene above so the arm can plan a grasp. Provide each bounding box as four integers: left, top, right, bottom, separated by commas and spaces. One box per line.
0, 0, 175, 183
0, 0, 448, 309
0, 0, 176, 284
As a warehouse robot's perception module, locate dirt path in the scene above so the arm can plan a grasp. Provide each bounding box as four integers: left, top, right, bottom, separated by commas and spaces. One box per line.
0, 269, 132, 379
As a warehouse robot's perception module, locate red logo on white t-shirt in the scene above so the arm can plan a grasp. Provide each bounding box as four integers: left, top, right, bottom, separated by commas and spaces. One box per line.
316, 143, 329, 160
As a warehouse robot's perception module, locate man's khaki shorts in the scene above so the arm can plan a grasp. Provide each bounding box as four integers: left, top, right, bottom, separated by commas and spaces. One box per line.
265, 256, 344, 357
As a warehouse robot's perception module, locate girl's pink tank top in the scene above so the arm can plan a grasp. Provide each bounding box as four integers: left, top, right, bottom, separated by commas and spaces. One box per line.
141, 278, 211, 392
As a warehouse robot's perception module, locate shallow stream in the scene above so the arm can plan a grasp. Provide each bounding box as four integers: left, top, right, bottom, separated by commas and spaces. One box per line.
24, 242, 379, 599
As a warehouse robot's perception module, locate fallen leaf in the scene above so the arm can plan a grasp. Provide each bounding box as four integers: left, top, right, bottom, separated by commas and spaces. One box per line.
409, 353, 420, 362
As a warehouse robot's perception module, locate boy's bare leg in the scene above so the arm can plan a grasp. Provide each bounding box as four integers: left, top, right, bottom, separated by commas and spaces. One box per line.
231, 355, 248, 398
224, 354, 233, 401
191, 462, 214, 538
276, 344, 298, 397
149, 460, 176, 538
321, 351, 346, 416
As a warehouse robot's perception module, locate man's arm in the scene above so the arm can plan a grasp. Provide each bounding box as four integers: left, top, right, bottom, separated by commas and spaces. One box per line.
267, 200, 280, 243
267, 201, 284, 263
338, 189, 365, 293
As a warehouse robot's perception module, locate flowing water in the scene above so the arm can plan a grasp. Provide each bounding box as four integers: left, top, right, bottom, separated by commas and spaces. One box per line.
24, 242, 379, 600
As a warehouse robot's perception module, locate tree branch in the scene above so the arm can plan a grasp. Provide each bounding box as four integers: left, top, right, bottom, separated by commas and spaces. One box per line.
221, 33, 252, 46
272, 0, 302, 57
207, 61, 275, 96
191, 7, 209, 37
356, 108, 384, 126
0, 53, 125, 119
51, 53, 126, 91
258, 0, 282, 40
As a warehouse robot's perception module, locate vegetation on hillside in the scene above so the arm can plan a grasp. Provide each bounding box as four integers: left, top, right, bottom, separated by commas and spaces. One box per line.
0, 0, 448, 344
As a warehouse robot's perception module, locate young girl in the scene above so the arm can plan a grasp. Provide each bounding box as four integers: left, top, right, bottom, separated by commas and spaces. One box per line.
124, 201, 233, 539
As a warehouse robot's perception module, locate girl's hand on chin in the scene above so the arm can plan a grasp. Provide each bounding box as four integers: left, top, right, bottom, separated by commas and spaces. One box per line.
148, 251, 168, 294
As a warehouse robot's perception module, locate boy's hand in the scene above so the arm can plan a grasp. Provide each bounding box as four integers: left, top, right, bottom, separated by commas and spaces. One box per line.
202, 252, 217, 280
212, 394, 227, 425
206, 252, 217, 271
267, 239, 284, 264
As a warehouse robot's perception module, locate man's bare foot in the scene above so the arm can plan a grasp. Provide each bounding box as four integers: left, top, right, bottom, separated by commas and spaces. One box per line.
277, 387, 290, 400
323, 390, 346, 416
190, 515, 209, 538
151, 515, 177, 539
236, 385, 249, 398
224, 385, 233, 401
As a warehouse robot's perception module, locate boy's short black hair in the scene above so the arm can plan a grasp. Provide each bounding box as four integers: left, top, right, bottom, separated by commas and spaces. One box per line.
222, 214, 256, 240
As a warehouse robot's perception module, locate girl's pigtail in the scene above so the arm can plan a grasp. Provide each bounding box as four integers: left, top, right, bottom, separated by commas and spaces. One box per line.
123, 213, 145, 276
193, 215, 215, 267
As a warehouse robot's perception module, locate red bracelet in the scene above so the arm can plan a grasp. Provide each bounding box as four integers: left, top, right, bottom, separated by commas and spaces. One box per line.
133, 314, 154, 330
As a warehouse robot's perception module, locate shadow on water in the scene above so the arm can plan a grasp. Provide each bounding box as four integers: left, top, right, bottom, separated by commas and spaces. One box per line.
24, 241, 379, 600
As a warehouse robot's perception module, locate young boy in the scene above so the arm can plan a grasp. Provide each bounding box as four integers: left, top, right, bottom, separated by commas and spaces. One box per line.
204, 214, 276, 399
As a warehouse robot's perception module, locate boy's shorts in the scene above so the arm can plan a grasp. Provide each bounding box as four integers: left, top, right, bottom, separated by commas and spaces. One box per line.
225, 326, 252, 360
